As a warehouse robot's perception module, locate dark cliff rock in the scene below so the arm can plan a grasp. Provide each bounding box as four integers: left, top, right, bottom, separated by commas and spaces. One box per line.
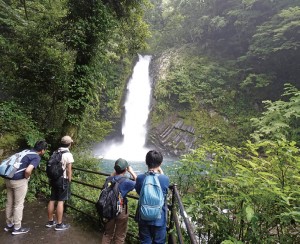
147, 118, 197, 157
147, 50, 200, 158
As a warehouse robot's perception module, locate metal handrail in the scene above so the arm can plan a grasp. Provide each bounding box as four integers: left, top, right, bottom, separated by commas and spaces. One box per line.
41, 166, 198, 243
169, 185, 198, 244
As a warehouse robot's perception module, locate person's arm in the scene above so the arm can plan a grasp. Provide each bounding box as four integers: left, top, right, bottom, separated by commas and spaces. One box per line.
25, 165, 35, 179
127, 166, 137, 181
135, 176, 142, 195
67, 163, 72, 182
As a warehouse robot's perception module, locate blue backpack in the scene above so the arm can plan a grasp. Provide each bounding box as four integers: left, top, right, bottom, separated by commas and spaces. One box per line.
0, 150, 37, 178
138, 172, 164, 221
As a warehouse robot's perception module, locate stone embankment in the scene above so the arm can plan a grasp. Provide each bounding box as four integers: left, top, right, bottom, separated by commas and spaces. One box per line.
148, 118, 197, 157
147, 50, 199, 157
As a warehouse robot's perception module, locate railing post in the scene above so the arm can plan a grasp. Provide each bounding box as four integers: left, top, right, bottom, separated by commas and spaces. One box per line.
174, 186, 198, 244
168, 184, 176, 244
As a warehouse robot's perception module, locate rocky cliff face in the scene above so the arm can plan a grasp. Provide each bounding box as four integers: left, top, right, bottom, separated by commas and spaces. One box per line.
147, 117, 198, 158
146, 51, 199, 158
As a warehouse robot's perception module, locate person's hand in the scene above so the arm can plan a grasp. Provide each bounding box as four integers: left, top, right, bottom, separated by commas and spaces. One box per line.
157, 167, 164, 175
127, 166, 133, 173
127, 166, 137, 180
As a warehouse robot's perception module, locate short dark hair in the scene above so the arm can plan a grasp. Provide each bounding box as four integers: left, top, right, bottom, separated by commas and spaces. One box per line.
34, 140, 48, 152
115, 168, 126, 175
146, 150, 163, 169
60, 143, 71, 148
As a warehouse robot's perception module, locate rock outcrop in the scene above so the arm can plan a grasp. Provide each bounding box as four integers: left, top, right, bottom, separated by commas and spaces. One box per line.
146, 50, 201, 157
147, 118, 198, 157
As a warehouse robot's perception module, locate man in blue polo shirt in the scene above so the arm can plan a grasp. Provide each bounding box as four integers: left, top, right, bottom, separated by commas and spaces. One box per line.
135, 150, 170, 244
101, 158, 137, 244
4, 140, 48, 235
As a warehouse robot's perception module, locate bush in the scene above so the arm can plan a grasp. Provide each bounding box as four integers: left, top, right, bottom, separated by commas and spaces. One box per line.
175, 140, 300, 243
0, 102, 44, 152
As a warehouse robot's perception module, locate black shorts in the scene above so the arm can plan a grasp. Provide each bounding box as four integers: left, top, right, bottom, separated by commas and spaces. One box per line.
50, 178, 70, 201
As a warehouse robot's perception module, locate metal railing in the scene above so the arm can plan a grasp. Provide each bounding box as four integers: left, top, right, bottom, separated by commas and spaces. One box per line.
168, 184, 198, 244
42, 166, 198, 243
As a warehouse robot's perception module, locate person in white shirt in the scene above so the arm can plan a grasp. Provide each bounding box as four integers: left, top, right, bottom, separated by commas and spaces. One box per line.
46, 135, 74, 231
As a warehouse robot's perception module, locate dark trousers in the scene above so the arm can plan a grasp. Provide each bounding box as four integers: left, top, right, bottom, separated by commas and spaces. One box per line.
102, 208, 129, 244
138, 223, 167, 244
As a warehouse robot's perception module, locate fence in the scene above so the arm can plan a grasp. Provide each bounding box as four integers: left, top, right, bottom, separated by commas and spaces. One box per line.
43, 166, 198, 243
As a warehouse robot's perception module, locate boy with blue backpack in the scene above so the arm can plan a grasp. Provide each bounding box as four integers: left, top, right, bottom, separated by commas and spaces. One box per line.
135, 150, 170, 244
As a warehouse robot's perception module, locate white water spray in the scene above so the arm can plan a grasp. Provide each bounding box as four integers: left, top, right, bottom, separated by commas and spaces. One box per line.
97, 55, 152, 161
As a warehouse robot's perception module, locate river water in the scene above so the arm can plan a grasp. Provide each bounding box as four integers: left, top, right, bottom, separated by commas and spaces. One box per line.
98, 158, 180, 176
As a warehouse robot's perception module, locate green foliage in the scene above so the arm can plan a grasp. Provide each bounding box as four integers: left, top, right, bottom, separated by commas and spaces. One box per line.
154, 49, 236, 110
148, 0, 299, 152
148, 0, 300, 106
0, 102, 44, 150
251, 84, 300, 143
249, 6, 300, 56
172, 85, 299, 242
61, 0, 150, 136
151, 47, 257, 146
98, 57, 135, 119
0, 0, 150, 145
242, 5, 300, 99
0, 2, 150, 231
240, 73, 273, 89
175, 139, 300, 243
78, 105, 113, 147
0, 0, 74, 141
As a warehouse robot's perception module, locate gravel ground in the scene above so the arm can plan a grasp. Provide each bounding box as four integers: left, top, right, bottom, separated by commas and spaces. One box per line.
0, 199, 102, 244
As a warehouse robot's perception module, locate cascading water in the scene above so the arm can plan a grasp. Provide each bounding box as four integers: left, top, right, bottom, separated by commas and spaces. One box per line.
94, 55, 152, 161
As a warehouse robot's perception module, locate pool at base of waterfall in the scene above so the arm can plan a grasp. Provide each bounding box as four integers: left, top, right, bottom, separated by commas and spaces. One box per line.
98, 158, 180, 176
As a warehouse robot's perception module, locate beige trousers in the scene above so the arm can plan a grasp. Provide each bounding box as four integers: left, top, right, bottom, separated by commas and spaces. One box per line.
5, 178, 29, 229
101, 208, 129, 244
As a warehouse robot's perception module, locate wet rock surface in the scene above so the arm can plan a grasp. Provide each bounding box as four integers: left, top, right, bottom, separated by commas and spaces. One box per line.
148, 52, 199, 158
148, 118, 197, 157
0, 199, 101, 244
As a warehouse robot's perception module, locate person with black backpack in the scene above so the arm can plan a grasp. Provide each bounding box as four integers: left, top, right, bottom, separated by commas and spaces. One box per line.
100, 158, 137, 244
135, 150, 169, 244
46, 135, 74, 231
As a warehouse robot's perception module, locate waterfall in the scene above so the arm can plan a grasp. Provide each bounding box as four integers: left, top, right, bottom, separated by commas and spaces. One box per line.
94, 55, 152, 161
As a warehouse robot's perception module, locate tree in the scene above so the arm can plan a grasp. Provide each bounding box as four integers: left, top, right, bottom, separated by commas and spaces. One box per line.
0, 0, 73, 136
0, 0, 149, 146
245, 6, 300, 95
251, 84, 300, 143
60, 0, 149, 139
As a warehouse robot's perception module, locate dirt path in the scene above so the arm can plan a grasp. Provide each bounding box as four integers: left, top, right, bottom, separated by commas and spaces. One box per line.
0, 199, 102, 244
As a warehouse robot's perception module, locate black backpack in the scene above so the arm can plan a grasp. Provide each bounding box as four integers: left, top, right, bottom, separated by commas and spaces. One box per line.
46, 150, 67, 180
95, 176, 126, 223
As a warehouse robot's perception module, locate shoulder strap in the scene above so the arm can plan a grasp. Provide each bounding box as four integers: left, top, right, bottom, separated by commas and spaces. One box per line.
21, 149, 38, 156
115, 176, 127, 184
50, 150, 68, 175
145, 170, 158, 176
15, 150, 39, 174
55, 150, 68, 154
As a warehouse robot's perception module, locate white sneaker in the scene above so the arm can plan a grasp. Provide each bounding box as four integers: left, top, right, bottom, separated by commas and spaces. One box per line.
12, 227, 30, 235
